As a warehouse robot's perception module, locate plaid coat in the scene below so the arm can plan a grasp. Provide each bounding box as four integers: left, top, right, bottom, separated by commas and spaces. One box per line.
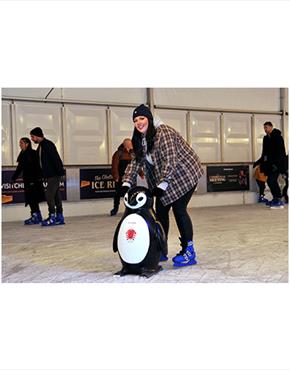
123, 124, 204, 206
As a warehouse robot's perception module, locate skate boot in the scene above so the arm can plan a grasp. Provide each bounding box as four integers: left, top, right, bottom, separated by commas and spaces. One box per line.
269, 199, 284, 209
41, 213, 56, 226
24, 211, 42, 225
55, 213, 65, 225
159, 252, 168, 262
172, 240, 197, 267
110, 208, 118, 216
265, 199, 273, 206
258, 195, 268, 203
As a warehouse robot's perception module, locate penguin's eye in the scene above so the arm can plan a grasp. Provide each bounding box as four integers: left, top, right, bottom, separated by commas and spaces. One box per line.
137, 194, 146, 203
124, 194, 128, 202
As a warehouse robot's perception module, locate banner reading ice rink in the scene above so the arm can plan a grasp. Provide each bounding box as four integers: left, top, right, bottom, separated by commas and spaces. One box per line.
80, 166, 115, 199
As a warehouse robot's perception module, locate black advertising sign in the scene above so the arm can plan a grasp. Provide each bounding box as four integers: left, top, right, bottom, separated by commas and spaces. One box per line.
207, 165, 249, 192
2, 169, 67, 204
80, 167, 115, 199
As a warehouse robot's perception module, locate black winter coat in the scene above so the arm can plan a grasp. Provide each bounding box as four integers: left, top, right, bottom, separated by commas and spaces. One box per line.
256, 128, 287, 175
11, 148, 45, 206
37, 138, 65, 178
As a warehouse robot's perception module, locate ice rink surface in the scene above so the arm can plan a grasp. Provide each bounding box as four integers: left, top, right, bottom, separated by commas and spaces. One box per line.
2, 204, 288, 283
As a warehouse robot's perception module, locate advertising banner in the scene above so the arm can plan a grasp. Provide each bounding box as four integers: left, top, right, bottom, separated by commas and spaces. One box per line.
80, 167, 115, 199
2, 169, 67, 204
207, 165, 249, 192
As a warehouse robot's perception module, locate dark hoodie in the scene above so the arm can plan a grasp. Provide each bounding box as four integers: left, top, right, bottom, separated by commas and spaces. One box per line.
258, 128, 287, 175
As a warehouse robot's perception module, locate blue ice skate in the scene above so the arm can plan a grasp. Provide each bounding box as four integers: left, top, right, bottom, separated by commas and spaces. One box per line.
24, 211, 42, 225
41, 214, 57, 226
159, 252, 168, 262
55, 213, 65, 225
172, 244, 197, 267
269, 199, 284, 209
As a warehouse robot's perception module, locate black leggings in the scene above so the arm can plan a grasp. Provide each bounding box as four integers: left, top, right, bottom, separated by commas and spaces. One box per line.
155, 187, 195, 244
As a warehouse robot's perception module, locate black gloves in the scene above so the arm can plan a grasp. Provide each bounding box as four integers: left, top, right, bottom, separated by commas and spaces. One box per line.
151, 187, 165, 198
120, 185, 130, 197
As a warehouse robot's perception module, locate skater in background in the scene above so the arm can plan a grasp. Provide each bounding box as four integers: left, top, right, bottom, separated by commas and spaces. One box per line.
30, 127, 65, 226
253, 163, 268, 203
110, 138, 133, 216
121, 104, 204, 267
254, 121, 287, 209
11, 137, 44, 225
282, 154, 288, 204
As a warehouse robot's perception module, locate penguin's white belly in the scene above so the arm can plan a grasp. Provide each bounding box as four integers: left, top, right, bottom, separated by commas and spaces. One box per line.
118, 213, 150, 264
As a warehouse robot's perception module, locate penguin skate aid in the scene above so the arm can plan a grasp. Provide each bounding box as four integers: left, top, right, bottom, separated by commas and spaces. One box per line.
113, 186, 167, 278
115, 104, 204, 270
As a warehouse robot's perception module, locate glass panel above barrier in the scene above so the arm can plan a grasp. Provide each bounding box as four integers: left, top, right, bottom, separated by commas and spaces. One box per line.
63, 105, 107, 165
154, 109, 187, 139
1, 101, 12, 165
14, 102, 62, 164
110, 107, 134, 157
223, 113, 252, 162
190, 111, 221, 163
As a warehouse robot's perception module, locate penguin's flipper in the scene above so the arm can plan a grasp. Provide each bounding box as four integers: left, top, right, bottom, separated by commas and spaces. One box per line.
113, 221, 122, 252
140, 265, 162, 278
155, 221, 168, 255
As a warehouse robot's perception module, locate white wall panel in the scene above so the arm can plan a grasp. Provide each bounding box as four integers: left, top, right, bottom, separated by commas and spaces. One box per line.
50, 88, 146, 105
190, 112, 221, 163
2, 88, 52, 99
63, 105, 107, 165
154, 109, 187, 139
14, 102, 62, 164
254, 114, 282, 161
223, 114, 252, 162
2, 101, 12, 165
110, 107, 134, 157
154, 88, 281, 111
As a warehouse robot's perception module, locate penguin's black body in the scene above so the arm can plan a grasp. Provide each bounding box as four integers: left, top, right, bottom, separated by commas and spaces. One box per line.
113, 186, 167, 278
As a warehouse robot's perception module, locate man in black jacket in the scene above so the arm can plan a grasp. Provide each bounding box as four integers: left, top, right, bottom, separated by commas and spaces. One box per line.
30, 127, 65, 226
254, 121, 287, 209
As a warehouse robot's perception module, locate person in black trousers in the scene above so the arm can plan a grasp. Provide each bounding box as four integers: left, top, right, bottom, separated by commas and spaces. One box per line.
254, 121, 287, 209
11, 137, 44, 225
30, 127, 65, 226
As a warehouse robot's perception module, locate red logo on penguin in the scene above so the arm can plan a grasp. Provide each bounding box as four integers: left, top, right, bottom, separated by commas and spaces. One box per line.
126, 229, 136, 241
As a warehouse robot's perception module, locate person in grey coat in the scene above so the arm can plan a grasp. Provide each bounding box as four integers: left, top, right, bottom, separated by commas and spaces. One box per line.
121, 104, 204, 267
30, 127, 65, 226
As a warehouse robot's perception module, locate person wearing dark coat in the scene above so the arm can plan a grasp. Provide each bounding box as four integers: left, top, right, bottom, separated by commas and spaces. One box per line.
30, 127, 65, 226
110, 139, 133, 216
254, 121, 287, 208
282, 154, 288, 203
11, 137, 45, 225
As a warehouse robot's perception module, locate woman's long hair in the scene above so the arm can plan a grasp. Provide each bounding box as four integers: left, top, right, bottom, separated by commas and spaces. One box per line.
132, 118, 156, 162
17, 137, 32, 162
